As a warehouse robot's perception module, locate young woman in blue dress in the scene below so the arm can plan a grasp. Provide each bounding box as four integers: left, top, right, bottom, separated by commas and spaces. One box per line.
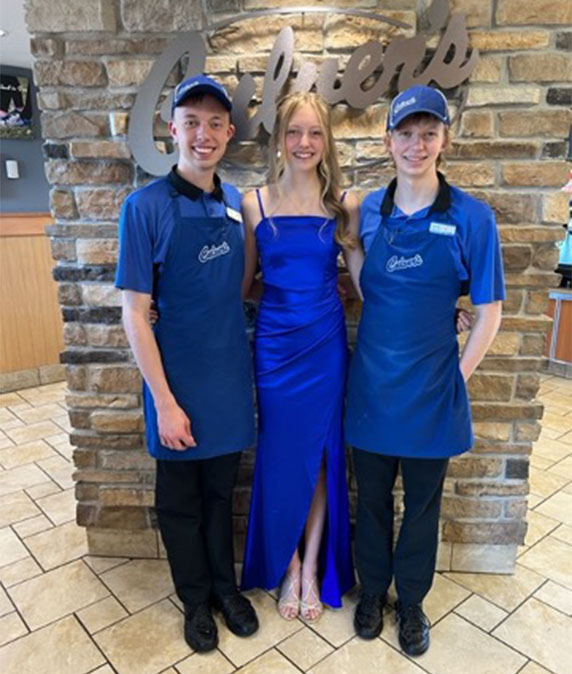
240, 92, 363, 622
346, 85, 505, 655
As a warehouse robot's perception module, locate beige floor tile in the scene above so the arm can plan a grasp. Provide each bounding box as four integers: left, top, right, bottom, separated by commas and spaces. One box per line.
519, 537, 572, 590
548, 455, 572, 480
540, 390, 572, 408
10, 404, 68, 426
90, 667, 116, 674
0, 612, 28, 647
423, 573, 470, 624
5, 420, 62, 445
518, 663, 553, 674
538, 426, 563, 440
413, 613, 526, 674
562, 482, 572, 494
8, 559, 109, 630
0, 614, 105, 674
77, 596, 129, 634
53, 414, 72, 433
527, 494, 543, 509
35, 488, 76, 525
235, 649, 301, 674
0, 586, 14, 617
176, 650, 235, 674
0, 440, 55, 470
0, 556, 42, 588
493, 598, 571, 674
551, 524, 572, 546
0, 393, 25, 408
217, 590, 303, 667
524, 509, 561, 546
534, 580, 572, 616
0, 491, 40, 527
542, 412, 572, 435
17, 388, 66, 407
309, 636, 423, 674
44, 431, 72, 449
94, 599, 190, 674
277, 625, 334, 670
0, 409, 25, 432
443, 564, 545, 611
0, 527, 29, 569
99, 559, 174, 613
535, 490, 572, 526
13, 513, 53, 538
24, 521, 88, 570
84, 555, 129, 575
0, 432, 15, 450
300, 586, 359, 649
36, 455, 74, 489
559, 430, 572, 445
529, 454, 554, 470
25, 481, 61, 499
0, 464, 50, 497
454, 594, 508, 631
532, 437, 571, 463
528, 466, 569, 499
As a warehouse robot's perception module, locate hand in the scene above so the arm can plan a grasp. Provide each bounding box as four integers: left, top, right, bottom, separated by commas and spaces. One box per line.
157, 400, 196, 450
149, 301, 159, 325
456, 308, 473, 334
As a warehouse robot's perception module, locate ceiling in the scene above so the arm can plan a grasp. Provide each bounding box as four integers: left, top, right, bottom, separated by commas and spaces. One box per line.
0, 0, 34, 69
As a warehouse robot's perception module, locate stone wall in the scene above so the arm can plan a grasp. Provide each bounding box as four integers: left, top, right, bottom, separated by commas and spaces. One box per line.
26, 0, 571, 571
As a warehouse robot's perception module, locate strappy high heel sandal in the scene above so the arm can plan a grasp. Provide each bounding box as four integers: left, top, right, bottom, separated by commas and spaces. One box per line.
300, 575, 323, 623
278, 571, 300, 620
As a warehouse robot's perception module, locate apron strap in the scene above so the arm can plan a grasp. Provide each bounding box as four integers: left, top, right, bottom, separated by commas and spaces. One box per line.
255, 188, 266, 220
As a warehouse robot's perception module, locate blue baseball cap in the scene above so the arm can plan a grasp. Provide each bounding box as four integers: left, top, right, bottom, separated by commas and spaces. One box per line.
387, 85, 450, 130
171, 74, 232, 115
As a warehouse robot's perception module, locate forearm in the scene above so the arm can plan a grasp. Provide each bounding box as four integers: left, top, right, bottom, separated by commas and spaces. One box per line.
122, 309, 176, 410
343, 246, 364, 301
459, 301, 502, 381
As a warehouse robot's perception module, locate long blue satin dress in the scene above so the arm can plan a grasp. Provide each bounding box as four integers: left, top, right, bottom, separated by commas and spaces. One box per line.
241, 191, 355, 608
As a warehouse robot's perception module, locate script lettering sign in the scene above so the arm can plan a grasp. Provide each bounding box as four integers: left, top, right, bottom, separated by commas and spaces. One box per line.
129, 1, 478, 176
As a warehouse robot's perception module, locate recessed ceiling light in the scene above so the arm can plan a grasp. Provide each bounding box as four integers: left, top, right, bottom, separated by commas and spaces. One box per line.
0, 29, 8, 37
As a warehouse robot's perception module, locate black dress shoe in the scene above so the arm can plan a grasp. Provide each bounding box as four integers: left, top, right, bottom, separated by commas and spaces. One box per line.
184, 601, 218, 652
213, 592, 259, 637
354, 592, 385, 639
396, 602, 430, 656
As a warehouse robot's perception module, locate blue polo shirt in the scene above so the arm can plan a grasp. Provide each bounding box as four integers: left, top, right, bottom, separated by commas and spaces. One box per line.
359, 175, 506, 305
115, 167, 242, 294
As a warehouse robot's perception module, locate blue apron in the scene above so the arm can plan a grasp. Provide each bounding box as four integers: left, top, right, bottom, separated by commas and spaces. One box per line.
143, 192, 255, 460
346, 210, 473, 458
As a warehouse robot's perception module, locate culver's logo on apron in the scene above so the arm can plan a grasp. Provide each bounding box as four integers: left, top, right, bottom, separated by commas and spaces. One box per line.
198, 240, 231, 263
386, 254, 424, 273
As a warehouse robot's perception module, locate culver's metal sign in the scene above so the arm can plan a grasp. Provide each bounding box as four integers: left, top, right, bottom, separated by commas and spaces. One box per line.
128, 0, 478, 176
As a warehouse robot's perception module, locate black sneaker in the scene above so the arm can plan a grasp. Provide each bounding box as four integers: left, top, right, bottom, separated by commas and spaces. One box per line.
184, 601, 218, 652
213, 592, 259, 637
354, 592, 386, 639
396, 602, 430, 656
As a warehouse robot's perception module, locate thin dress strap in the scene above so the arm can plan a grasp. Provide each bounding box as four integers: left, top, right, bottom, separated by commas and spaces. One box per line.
340, 190, 347, 204
255, 188, 266, 220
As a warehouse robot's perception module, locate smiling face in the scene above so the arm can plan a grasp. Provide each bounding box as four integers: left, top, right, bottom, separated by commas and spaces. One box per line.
283, 102, 326, 174
169, 94, 234, 177
386, 114, 447, 180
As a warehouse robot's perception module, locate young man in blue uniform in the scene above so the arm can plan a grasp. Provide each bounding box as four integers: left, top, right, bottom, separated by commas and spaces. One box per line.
116, 75, 258, 652
346, 86, 505, 656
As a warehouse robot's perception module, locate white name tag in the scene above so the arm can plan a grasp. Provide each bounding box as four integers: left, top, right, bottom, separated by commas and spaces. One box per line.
429, 222, 456, 236
226, 206, 243, 223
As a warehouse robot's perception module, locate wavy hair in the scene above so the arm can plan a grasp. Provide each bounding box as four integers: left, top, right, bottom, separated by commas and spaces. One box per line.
268, 92, 356, 249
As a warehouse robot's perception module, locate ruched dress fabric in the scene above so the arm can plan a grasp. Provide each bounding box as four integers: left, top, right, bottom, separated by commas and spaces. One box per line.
241, 205, 355, 608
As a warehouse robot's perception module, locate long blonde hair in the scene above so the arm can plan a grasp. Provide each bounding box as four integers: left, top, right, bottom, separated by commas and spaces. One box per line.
268, 92, 355, 248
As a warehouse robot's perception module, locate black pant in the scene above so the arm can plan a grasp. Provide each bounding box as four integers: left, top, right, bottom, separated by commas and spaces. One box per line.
353, 449, 449, 606
155, 452, 242, 606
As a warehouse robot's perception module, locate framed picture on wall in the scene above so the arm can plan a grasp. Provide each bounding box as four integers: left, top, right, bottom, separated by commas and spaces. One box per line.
0, 72, 34, 139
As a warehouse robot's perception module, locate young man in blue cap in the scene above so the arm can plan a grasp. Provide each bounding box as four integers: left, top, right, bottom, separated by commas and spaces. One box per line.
346, 85, 505, 655
116, 75, 258, 652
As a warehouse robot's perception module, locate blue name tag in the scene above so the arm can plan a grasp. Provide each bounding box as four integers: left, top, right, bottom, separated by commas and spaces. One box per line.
429, 222, 456, 236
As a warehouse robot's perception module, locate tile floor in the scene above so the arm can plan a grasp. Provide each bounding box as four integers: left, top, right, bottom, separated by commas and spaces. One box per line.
0, 375, 571, 674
